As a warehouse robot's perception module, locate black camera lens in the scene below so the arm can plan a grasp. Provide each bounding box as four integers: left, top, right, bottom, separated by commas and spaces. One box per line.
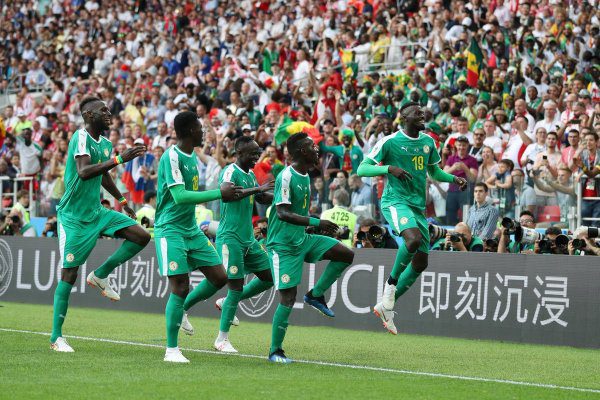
260, 227, 268, 235
450, 234, 462, 243
357, 231, 367, 241
572, 238, 586, 250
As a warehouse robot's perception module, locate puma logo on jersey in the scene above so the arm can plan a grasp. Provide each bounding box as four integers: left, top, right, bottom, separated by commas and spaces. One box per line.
400, 146, 409, 152
183, 165, 189, 171
297, 184, 303, 190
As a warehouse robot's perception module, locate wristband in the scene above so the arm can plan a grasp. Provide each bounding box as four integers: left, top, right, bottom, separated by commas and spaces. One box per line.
308, 217, 320, 227
114, 155, 123, 165
119, 197, 128, 205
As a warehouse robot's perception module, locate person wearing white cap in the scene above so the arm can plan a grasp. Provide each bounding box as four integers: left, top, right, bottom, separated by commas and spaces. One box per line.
444, 17, 471, 44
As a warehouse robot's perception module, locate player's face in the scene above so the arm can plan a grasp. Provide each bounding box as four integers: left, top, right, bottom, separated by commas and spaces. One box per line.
239, 141, 262, 169
404, 105, 425, 131
190, 119, 204, 147
301, 138, 319, 166
85, 101, 112, 130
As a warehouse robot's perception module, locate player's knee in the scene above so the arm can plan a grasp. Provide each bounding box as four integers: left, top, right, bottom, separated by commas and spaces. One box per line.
341, 248, 355, 265
412, 262, 428, 273
61, 268, 78, 285
228, 279, 243, 291
404, 233, 422, 253
139, 230, 151, 246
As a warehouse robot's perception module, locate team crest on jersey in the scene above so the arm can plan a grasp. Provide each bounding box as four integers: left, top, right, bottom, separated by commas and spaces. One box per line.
169, 261, 178, 271
423, 145, 430, 154
230, 266, 238, 274
104, 149, 109, 157
400, 217, 409, 225
352, 154, 358, 159
66, 254, 74, 262
281, 274, 290, 284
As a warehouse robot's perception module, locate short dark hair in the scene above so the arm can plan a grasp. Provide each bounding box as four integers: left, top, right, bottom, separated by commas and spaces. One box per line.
474, 182, 488, 192
80, 96, 102, 114
17, 189, 29, 200
585, 131, 599, 141
400, 101, 419, 114
234, 136, 255, 152
286, 133, 309, 157
546, 131, 558, 138
545, 226, 562, 236
144, 190, 157, 203
173, 111, 199, 139
520, 210, 534, 219
499, 158, 514, 171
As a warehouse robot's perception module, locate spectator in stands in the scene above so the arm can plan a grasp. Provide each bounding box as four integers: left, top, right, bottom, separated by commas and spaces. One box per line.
348, 174, 372, 208
10, 189, 30, 223
466, 183, 498, 240
445, 136, 478, 224
320, 128, 364, 175
482, 120, 502, 160
573, 131, 600, 227
468, 128, 485, 165
563, 129, 581, 172
486, 159, 515, 219
12, 110, 32, 135
431, 222, 484, 252
353, 218, 398, 249
15, 129, 42, 186
477, 146, 498, 184
533, 167, 576, 228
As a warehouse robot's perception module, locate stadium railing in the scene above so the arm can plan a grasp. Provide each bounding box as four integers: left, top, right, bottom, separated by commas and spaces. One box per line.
576, 180, 600, 227
0, 176, 35, 217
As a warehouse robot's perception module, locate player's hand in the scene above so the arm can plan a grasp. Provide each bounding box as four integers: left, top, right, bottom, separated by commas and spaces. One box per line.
121, 145, 147, 163
319, 219, 339, 236
123, 205, 136, 219
454, 176, 468, 191
221, 182, 244, 201
259, 180, 274, 193
388, 166, 412, 181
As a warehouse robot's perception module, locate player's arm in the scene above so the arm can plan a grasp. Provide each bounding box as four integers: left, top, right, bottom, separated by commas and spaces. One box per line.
357, 157, 412, 180
101, 172, 136, 218
170, 183, 242, 205
221, 180, 274, 203
276, 203, 338, 235
427, 163, 467, 190
76, 145, 146, 181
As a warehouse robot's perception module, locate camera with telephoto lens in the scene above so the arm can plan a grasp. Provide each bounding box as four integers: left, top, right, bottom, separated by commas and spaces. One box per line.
501, 217, 543, 245
574, 226, 600, 239
429, 224, 448, 242
485, 238, 499, 252
357, 225, 386, 247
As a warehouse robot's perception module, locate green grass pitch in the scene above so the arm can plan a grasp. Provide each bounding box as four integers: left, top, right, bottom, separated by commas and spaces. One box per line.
1, 302, 599, 399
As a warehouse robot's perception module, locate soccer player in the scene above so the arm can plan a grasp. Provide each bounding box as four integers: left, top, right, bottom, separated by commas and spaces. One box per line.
154, 111, 241, 363
357, 102, 467, 334
267, 133, 355, 364
207, 136, 275, 353
50, 96, 151, 352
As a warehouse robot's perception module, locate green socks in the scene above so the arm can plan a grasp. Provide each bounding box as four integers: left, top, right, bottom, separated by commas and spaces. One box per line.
219, 289, 243, 333
311, 261, 349, 297
165, 293, 185, 348
270, 304, 292, 354
395, 264, 421, 300
390, 243, 416, 280
241, 278, 273, 300
50, 281, 73, 343
94, 241, 145, 279
183, 279, 219, 311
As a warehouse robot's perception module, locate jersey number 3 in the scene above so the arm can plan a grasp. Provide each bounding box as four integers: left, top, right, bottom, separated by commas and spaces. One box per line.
411, 155, 424, 171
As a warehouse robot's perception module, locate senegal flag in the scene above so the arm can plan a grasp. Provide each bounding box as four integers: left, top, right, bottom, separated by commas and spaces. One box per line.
466, 38, 483, 88
274, 116, 322, 146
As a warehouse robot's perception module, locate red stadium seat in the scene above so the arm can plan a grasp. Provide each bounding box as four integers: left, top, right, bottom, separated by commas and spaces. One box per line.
538, 206, 561, 222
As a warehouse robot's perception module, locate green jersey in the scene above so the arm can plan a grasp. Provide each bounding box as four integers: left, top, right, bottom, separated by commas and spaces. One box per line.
217, 163, 258, 246
155, 146, 201, 237
266, 166, 310, 248
367, 130, 440, 210
57, 129, 113, 223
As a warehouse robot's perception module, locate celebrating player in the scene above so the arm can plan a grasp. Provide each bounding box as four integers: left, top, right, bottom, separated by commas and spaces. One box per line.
267, 133, 355, 364
50, 97, 151, 352
206, 136, 275, 353
154, 111, 241, 363
357, 102, 467, 334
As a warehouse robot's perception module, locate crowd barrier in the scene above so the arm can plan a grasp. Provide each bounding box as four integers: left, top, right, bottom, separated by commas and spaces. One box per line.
0, 238, 598, 348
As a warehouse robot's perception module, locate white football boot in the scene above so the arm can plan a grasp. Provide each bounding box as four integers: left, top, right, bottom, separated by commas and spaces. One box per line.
373, 302, 398, 335
180, 313, 194, 336
86, 271, 120, 301
215, 297, 240, 326
382, 282, 396, 310
50, 337, 74, 352
213, 338, 238, 353
164, 347, 190, 363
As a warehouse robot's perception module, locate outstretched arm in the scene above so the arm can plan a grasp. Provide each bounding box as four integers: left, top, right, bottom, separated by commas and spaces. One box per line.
276, 203, 338, 235
76, 144, 146, 181
427, 164, 459, 183
170, 183, 242, 205
101, 172, 136, 218
357, 157, 390, 176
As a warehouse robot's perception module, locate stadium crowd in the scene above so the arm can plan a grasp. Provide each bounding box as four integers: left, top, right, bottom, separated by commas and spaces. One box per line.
0, 0, 599, 252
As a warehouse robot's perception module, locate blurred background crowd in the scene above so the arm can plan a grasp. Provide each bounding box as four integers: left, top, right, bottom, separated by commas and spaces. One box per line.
0, 0, 599, 251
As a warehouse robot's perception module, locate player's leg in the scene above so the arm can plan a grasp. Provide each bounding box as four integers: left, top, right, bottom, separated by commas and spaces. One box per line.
50, 266, 78, 352
164, 273, 190, 363
240, 241, 274, 300
87, 211, 150, 300
215, 277, 243, 353
269, 286, 296, 364
304, 236, 354, 317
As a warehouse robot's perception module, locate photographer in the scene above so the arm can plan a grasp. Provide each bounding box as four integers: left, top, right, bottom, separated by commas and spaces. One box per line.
0, 212, 36, 237
42, 216, 58, 237
353, 218, 398, 249
534, 226, 564, 255
136, 190, 156, 238
568, 226, 600, 256
498, 211, 536, 254
254, 217, 268, 246
431, 222, 484, 252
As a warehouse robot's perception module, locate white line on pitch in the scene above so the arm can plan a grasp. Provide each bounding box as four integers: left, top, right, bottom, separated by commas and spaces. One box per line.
1, 327, 599, 394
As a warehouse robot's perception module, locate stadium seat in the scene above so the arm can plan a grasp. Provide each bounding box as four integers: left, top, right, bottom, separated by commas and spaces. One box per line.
537, 206, 561, 223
